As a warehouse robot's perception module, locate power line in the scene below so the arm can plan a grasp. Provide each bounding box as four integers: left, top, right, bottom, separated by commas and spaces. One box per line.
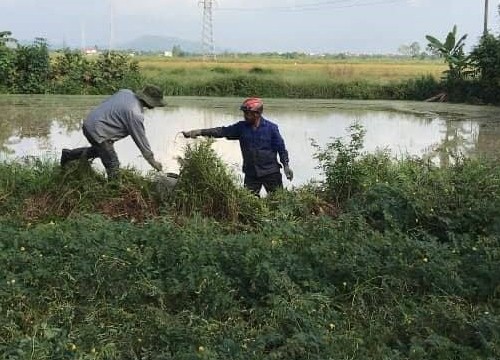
218, 0, 353, 11
216, 0, 408, 12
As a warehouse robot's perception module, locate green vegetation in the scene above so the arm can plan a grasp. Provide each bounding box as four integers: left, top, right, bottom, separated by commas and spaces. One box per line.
469, 33, 500, 104
0, 37, 141, 94
173, 140, 266, 225
426, 25, 470, 82
425, 21, 500, 104
148, 70, 440, 101
1, 131, 499, 359
50, 50, 142, 94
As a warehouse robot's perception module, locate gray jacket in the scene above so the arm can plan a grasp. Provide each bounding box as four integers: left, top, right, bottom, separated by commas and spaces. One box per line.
83, 89, 155, 162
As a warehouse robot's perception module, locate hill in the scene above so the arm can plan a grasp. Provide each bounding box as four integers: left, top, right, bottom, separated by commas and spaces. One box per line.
117, 35, 202, 53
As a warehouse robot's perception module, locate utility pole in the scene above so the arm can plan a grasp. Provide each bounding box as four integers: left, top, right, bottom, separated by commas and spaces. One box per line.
80, 20, 86, 52
484, 0, 489, 36
109, 0, 115, 51
200, 0, 216, 61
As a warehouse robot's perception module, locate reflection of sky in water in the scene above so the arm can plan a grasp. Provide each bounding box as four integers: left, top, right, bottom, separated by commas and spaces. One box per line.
0, 104, 483, 186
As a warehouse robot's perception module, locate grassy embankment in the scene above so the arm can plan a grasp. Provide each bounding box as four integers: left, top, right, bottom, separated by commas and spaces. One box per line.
1, 130, 499, 359
138, 56, 446, 100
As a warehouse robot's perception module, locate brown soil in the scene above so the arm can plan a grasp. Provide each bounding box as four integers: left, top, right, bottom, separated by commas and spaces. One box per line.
96, 187, 158, 222
22, 187, 158, 223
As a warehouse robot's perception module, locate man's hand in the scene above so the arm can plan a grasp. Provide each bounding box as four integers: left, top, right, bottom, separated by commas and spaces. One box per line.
150, 159, 163, 172
284, 165, 294, 181
182, 129, 202, 138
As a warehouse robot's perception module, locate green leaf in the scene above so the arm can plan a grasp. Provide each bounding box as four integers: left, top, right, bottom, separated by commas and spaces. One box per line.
455, 34, 468, 50
425, 35, 446, 52
444, 31, 456, 51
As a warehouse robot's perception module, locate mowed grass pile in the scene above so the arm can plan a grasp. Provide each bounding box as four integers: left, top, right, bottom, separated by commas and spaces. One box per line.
139, 57, 444, 100
1, 136, 499, 359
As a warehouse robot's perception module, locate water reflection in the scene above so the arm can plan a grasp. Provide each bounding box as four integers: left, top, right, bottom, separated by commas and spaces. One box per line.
0, 95, 498, 186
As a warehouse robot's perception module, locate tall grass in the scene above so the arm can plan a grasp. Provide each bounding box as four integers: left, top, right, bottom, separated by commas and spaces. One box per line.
172, 139, 267, 224
150, 72, 440, 100
0, 158, 158, 223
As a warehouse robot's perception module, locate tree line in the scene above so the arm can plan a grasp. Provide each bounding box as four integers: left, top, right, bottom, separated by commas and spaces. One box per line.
1, 25, 500, 104
0, 32, 141, 94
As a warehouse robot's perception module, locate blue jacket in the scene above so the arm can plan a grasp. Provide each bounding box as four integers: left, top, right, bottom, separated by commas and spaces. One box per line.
201, 117, 289, 177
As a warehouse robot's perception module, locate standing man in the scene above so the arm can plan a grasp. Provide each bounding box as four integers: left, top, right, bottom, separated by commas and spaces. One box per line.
182, 97, 293, 195
60, 84, 165, 179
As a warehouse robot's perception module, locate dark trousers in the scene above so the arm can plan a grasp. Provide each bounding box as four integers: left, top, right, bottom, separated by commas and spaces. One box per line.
64, 127, 120, 179
244, 172, 283, 196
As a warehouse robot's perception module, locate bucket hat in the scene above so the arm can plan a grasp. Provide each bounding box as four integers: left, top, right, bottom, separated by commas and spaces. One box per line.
135, 84, 166, 108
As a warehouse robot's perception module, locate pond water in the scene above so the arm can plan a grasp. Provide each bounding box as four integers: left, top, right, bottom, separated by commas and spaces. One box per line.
1, 95, 499, 186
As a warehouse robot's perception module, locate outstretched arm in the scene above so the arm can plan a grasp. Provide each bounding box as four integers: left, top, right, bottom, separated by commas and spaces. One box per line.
183, 122, 242, 140
182, 127, 224, 138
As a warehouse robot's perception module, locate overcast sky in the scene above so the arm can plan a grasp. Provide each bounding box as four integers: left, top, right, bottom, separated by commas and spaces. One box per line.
0, 0, 497, 53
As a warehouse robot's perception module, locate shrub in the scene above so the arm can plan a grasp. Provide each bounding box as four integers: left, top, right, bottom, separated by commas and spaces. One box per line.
248, 66, 274, 74
172, 139, 267, 224
312, 123, 366, 207
11, 38, 50, 94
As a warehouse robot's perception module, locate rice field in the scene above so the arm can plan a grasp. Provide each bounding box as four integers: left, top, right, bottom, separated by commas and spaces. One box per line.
138, 56, 446, 84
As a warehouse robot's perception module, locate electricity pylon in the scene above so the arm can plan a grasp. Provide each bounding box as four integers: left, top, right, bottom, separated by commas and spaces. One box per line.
200, 0, 216, 60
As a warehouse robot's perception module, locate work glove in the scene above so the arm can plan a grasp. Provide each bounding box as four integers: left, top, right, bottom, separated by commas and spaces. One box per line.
150, 159, 163, 172
283, 165, 294, 181
182, 129, 202, 138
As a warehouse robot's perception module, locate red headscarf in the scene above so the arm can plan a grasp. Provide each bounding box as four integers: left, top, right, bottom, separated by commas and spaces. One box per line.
240, 97, 263, 113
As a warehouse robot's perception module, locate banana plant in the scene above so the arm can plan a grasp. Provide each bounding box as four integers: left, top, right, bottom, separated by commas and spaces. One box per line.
0, 31, 15, 47
426, 25, 471, 81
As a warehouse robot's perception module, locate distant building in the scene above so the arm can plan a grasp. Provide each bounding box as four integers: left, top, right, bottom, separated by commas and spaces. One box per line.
84, 47, 99, 56
5, 39, 18, 49
163, 51, 173, 57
